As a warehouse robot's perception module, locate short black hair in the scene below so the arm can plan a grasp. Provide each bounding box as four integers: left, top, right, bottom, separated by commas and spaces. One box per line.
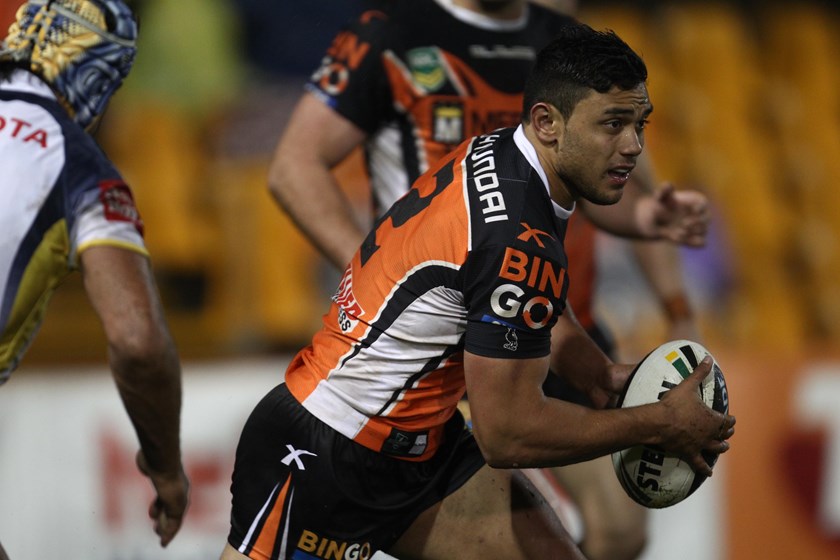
0, 60, 23, 83
522, 23, 648, 122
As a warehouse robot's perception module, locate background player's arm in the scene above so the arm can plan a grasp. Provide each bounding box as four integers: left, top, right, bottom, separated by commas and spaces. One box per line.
463, 312, 731, 474
80, 246, 188, 547
268, 93, 369, 270
588, 153, 700, 339
631, 240, 699, 340
624, 155, 699, 339
579, 153, 709, 246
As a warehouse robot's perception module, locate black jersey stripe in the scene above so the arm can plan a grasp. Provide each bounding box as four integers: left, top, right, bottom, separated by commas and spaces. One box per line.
338, 262, 461, 370
375, 340, 463, 417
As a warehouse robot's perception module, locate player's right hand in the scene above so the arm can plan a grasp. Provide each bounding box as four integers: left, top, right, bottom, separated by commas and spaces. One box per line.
658, 357, 736, 476
136, 451, 190, 547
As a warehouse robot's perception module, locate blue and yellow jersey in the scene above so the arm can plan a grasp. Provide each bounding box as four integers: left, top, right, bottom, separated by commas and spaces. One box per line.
0, 70, 147, 381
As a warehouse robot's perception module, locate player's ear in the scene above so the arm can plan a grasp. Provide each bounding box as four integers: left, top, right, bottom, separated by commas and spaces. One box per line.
529, 102, 562, 145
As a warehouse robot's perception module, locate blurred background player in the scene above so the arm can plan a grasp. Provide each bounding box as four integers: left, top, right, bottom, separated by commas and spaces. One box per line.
0, 0, 189, 555
224, 24, 731, 559
267, 1, 700, 558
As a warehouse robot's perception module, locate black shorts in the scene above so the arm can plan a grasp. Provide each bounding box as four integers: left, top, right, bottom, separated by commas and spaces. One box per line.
227, 383, 485, 559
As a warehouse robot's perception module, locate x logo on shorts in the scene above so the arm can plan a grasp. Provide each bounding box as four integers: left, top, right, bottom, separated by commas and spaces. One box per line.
281, 444, 317, 470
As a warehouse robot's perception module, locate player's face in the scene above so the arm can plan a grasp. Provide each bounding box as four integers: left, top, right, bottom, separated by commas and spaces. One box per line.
552, 84, 652, 206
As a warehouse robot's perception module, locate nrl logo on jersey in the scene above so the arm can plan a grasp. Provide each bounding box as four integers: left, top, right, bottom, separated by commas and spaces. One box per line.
407, 47, 447, 92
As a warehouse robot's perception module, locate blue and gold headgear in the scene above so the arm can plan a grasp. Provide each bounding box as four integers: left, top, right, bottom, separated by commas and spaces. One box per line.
0, 0, 137, 129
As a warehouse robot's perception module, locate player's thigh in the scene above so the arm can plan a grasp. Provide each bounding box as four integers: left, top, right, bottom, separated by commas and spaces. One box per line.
550, 455, 647, 533
390, 465, 585, 560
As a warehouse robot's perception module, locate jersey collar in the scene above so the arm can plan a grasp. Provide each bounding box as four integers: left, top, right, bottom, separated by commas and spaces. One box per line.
513, 124, 574, 219
0, 69, 57, 101
433, 0, 530, 32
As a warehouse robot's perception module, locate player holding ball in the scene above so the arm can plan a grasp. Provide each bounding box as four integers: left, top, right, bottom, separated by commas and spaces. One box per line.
221, 23, 734, 560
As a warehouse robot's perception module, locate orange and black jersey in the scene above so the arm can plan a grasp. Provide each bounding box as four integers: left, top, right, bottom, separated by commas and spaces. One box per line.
285, 126, 572, 462
306, 0, 576, 215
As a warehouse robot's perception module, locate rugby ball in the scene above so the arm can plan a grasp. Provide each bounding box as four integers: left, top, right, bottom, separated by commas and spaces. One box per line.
612, 340, 729, 508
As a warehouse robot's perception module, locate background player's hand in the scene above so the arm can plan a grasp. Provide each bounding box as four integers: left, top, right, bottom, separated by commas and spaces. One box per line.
638, 182, 710, 246
656, 356, 736, 475
589, 362, 636, 409
136, 451, 190, 547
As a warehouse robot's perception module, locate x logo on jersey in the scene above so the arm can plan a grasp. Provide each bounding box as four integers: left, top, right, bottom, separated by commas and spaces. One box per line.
281, 444, 317, 470
517, 222, 553, 248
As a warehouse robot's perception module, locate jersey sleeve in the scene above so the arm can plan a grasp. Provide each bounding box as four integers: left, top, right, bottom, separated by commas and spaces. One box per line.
304, 8, 395, 134
61, 133, 147, 265
72, 180, 147, 262
461, 243, 563, 359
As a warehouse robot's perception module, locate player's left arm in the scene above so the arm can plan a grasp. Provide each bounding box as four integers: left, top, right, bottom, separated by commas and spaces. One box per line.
80, 245, 189, 547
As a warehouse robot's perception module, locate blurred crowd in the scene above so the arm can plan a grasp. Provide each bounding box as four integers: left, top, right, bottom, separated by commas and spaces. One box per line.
10, 0, 840, 362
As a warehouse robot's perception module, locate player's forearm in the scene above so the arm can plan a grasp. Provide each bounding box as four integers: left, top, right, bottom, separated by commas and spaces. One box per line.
466, 351, 657, 469
111, 342, 183, 476
579, 188, 655, 239
630, 239, 695, 324
268, 158, 365, 270
579, 152, 657, 239
80, 248, 184, 474
478, 397, 667, 469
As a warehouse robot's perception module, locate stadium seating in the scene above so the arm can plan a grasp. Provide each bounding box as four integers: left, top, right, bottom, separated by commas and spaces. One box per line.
25, 1, 840, 363
580, 2, 816, 352
760, 3, 840, 339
